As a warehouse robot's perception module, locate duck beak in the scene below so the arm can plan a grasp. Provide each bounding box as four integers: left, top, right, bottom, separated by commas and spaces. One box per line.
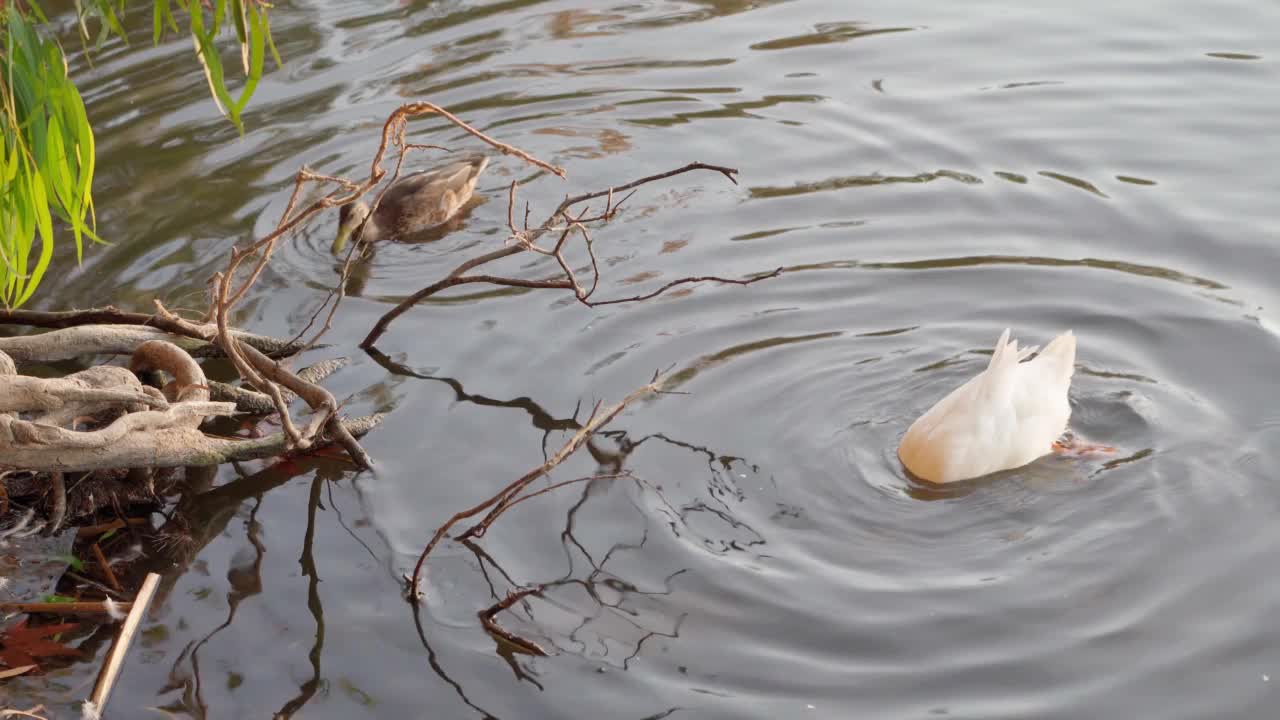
332, 225, 353, 254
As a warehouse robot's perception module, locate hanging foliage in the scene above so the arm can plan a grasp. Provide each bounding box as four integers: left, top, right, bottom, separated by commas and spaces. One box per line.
0, 0, 278, 308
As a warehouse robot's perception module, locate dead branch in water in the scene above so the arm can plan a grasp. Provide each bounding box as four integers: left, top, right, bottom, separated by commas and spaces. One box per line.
230, 102, 565, 350
0, 100, 775, 677
0, 101, 566, 518
181, 102, 567, 468
361, 161, 781, 348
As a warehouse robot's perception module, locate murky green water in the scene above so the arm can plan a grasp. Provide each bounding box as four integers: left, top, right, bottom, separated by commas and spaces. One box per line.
9, 0, 1280, 717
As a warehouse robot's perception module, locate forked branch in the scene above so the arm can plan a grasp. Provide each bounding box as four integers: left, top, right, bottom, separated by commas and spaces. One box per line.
361, 161, 779, 348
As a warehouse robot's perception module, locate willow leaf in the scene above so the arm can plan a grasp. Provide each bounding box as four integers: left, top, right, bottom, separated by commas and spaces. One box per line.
231, 0, 249, 74
16, 180, 54, 307
231, 4, 266, 116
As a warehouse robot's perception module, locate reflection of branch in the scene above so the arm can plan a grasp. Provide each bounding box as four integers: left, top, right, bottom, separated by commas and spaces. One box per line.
407, 371, 667, 598
479, 587, 550, 657
365, 348, 584, 457
364, 348, 583, 434
409, 602, 499, 718
461, 538, 523, 599
461, 481, 690, 673
275, 476, 327, 718
185, 498, 267, 717
463, 472, 634, 540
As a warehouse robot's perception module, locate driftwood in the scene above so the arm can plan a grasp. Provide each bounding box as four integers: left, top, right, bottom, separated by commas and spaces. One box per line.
1, 366, 163, 418
0, 327, 382, 474
0, 413, 381, 473
0, 319, 308, 361
0, 318, 370, 476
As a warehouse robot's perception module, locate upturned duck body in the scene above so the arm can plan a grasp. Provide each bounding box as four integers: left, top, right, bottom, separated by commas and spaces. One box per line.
333, 153, 489, 252
898, 328, 1078, 483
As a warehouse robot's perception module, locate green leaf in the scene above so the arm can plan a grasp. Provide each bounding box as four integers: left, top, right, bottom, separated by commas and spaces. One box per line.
152, 0, 164, 44
231, 0, 249, 72
50, 554, 84, 573
231, 3, 266, 116
188, 1, 239, 130
101, 4, 128, 45
17, 167, 55, 307
263, 7, 282, 69
0, 0, 279, 305
22, 1, 51, 25
211, 0, 227, 37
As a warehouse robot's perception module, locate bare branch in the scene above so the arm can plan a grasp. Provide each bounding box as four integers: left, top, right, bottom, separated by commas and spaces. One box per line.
553, 161, 737, 219
580, 267, 783, 306
361, 161, 753, 348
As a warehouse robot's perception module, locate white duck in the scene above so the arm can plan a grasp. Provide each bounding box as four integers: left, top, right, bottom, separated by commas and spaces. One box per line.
898, 328, 1080, 483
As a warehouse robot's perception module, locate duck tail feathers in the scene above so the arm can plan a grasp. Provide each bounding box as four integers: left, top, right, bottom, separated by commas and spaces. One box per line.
987, 328, 1014, 370
1035, 330, 1076, 382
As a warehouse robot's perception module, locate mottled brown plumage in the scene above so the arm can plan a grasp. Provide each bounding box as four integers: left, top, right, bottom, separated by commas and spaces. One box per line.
333, 153, 489, 252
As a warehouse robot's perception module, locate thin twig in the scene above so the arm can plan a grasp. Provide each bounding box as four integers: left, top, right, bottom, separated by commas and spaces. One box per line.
0, 601, 133, 616
581, 268, 783, 306
90, 542, 122, 593
553, 161, 736, 219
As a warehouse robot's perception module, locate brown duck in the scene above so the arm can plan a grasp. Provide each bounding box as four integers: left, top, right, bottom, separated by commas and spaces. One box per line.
333, 153, 489, 252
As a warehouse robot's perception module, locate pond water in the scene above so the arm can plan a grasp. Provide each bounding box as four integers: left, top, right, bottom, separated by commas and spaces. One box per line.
9, 0, 1280, 717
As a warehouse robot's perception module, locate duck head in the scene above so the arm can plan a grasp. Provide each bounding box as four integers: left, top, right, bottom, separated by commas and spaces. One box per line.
333, 200, 380, 253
